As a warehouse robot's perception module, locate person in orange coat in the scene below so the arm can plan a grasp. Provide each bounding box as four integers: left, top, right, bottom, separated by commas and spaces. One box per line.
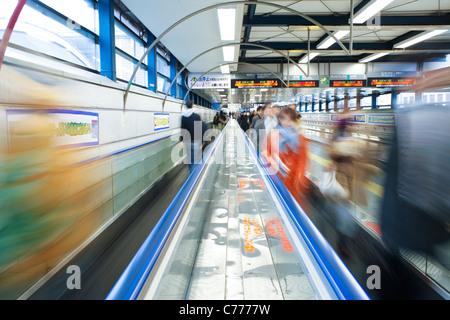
264, 108, 310, 207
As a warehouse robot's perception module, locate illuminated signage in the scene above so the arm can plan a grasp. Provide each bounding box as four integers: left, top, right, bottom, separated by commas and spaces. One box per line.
368, 78, 417, 87
231, 79, 282, 88
287, 80, 320, 88
330, 80, 367, 87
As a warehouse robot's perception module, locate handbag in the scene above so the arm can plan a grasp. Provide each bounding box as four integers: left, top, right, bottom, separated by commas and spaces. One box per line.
319, 165, 349, 200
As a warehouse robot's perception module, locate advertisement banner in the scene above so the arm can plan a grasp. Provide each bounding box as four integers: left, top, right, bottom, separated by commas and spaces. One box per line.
6, 109, 99, 149
154, 113, 170, 131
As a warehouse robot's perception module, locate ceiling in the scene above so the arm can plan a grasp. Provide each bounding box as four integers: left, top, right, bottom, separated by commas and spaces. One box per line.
120, 0, 450, 106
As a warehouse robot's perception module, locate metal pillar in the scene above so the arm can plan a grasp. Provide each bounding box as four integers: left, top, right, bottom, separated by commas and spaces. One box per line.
391, 89, 398, 109
372, 90, 378, 110
98, 0, 116, 81
147, 31, 157, 92
170, 54, 177, 97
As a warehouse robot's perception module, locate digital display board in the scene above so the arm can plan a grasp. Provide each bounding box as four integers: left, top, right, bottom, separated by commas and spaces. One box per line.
330, 80, 367, 87
368, 78, 418, 87
231, 79, 282, 88
287, 80, 320, 88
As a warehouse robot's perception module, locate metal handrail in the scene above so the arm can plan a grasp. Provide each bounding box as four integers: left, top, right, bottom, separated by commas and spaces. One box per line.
105, 125, 227, 300
241, 129, 371, 300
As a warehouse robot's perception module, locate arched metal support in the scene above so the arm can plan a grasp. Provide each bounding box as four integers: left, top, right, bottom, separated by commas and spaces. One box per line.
180, 61, 289, 110
162, 42, 309, 109
123, 1, 351, 109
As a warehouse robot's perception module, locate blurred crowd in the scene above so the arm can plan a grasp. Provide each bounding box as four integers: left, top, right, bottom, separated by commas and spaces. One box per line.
230, 67, 450, 299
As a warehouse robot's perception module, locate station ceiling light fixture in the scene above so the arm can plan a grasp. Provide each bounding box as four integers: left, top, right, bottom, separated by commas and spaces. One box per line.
359, 52, 390, 63
218, 8, 236, 41
222, 46, 235, 61
220, 65, 230, 74
299, 52, 320, 64
352, 0, 394, 24
394, 29, 449, 49
317, 31, 350, 49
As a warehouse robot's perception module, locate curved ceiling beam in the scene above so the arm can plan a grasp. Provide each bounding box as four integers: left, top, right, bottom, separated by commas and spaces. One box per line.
180, 61, 289, 109
123, 1, 350, 108
162, 42, 309, 109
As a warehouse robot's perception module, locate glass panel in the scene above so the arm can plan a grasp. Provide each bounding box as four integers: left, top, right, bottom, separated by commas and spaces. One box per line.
116, 53, 147, 87
157, 54, 170, 78
157, 74, 170, 93
377, 93, 391, 106
0, 0, 99, 70
39, 0, 99, 34
115, 22, 147, 64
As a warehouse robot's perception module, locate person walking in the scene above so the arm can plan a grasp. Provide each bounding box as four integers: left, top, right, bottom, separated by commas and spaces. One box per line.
180, 100, 207, 173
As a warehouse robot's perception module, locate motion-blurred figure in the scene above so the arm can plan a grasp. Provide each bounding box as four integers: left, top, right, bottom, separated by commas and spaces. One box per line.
322, 112, 381, 259
254, 103, 277, 150
264, 108, 310, 207
0, 68, 102, 299
218, 109, 228, 131
180, 100, 208, 173
380, 67, 450, 299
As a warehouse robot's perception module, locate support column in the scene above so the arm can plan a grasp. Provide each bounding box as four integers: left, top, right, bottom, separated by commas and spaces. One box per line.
147, 31, 157, 92
170, 54, 177, 97
98, 0, 116, 81
372, 90, 378, 110
391, 88, 398, 109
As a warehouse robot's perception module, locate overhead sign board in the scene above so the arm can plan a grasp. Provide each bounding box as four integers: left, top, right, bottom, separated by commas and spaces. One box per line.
188, 73, 231, 89
287, 80, 320, 88
330, 80, 367, 87
368, 77, 418, 87
231, 79, 282, 88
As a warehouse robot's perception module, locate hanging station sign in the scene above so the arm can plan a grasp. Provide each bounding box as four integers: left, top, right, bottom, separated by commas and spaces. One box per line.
367, 77, 418, 87
330, 80, 367, 87
188, 73, 231, 89
231, 79, 283, 88
287, 80, 320, 88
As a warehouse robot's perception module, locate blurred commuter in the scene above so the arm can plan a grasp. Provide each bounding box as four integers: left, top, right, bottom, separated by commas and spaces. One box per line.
213, 112, 220, 129
0, 110, 101, 297
321, 114, 380, 259
254, 103, 277, 150
180, 100, 207, 173
251, 106, 264, 129
218, 109, 228, 130
238, 111, 250, 132
379, 67, 450, 299
263, 108, 310, 207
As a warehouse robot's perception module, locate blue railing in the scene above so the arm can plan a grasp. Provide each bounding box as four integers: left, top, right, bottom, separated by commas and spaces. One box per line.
105, 127, 226, 300
241, 129, 370, 300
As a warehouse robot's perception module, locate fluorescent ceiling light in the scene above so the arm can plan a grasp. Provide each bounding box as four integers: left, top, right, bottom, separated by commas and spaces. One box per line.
220, 65, 230, 74
352, 0, 394, 24
359, 52, 390, 63
222, 46, 235, 61
299, 52, 320, 64
218, 8, 236, 41
317, 31, 349, 49
394, 29, 449, 49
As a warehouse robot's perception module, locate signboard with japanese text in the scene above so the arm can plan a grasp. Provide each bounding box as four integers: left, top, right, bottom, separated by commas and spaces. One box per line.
287, 80, 320, 88
330, 80, 367, 87
231, 79, 282, 88
368, 77, 418, 88
188, 73, 231, 89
